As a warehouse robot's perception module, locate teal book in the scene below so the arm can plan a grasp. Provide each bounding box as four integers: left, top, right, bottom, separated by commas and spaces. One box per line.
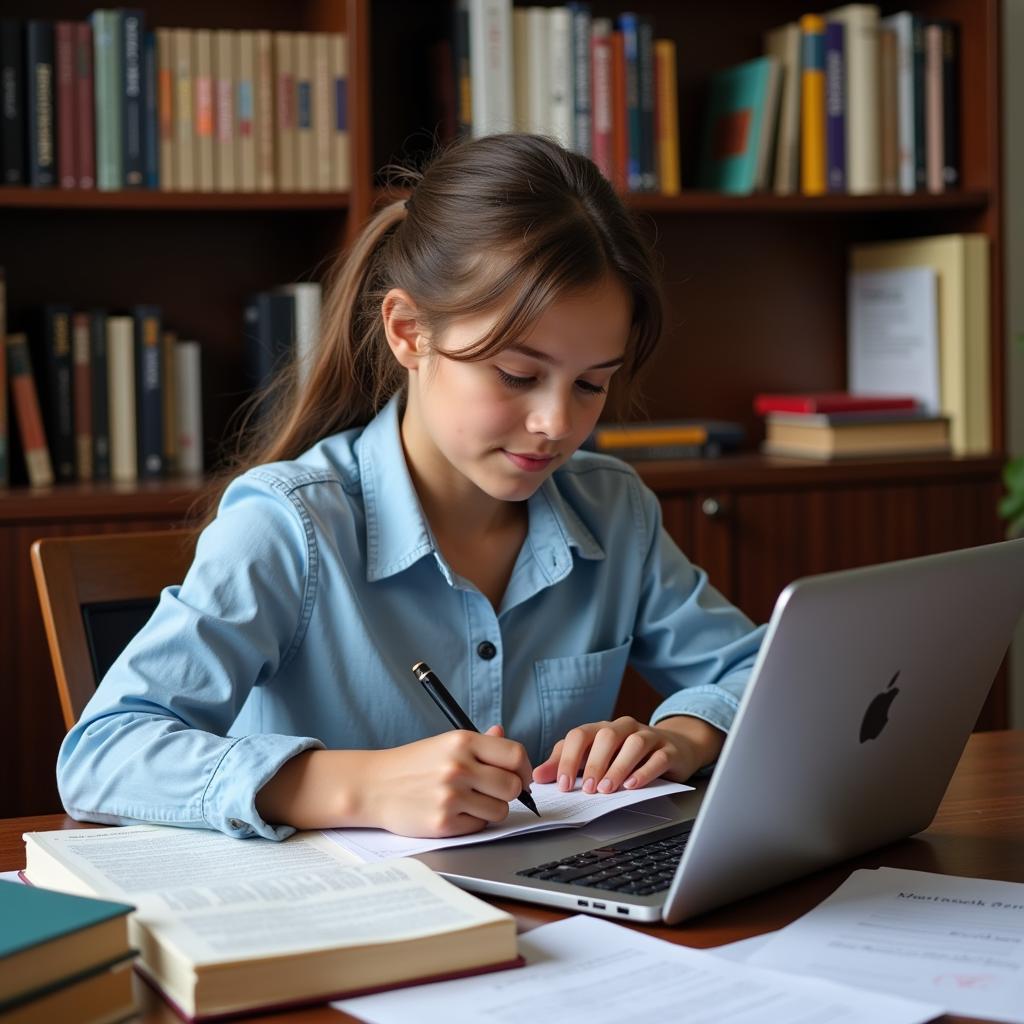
0, 879, 134, 1010
698, 56, 780, 195
90, 9, 122, 191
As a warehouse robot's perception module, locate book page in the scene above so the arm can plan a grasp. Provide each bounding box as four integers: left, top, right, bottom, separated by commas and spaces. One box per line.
322, 779, 691, 862
335, 915, 942, 1024
748, 867, 1024, 1023
24, 826, 509, 965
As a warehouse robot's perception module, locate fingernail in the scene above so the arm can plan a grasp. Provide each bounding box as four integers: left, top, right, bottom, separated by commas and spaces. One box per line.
623, 776, 638, 789
583, 778, 596, 794
597, 778, 613, 793
558, 774, 569, 791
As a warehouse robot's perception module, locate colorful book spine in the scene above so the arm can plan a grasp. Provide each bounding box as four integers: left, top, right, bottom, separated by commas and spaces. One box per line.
26, 20, 56, 187
654, 39, 679, 196
74, 21, 95, 188
610, 29, 627, 192
193, 28, 214, 191
214, 30, 235, 192
172, 27, 193, 191
71, 312, 92, 481
590, 19, 613, 181
799, 13, 827, 196
91, 9, 121, 191
89, 309, 110, 481
39, 305, 75, 483
6, 332, 54, 487
1, 19, 25, 184
143, 30, 158, 187
156, 28, 174, 190
120, 9, 145, 188
618, 13, 642, 191
824, 20, 846, 193
236, 30, 256, 191
329, 33, 349, 191
293, 32, 313, 191
133, 305, 163, 478
55, 21, 77, 188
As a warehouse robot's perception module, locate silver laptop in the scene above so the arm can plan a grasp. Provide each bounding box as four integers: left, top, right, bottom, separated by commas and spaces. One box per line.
415, 538, 1024, 923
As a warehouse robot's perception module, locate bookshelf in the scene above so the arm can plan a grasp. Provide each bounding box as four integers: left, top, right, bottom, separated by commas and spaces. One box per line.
0, 0, 1007, 817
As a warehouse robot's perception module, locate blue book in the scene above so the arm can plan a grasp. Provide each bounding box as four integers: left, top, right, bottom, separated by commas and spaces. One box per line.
825, 20, 846, 193
133, 304, 163, 478
119, 9, 145, 188
617, 13, 642, 191
142, 29, 159, 188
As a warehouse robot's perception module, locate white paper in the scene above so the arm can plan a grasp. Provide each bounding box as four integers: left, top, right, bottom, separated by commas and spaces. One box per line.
322, 779, 691, 862
335, 915, 942, 1024
0, 870, 24, 884
707, 930, 777, 962
848, 267, 940, 413
749, 867, 1024, 1023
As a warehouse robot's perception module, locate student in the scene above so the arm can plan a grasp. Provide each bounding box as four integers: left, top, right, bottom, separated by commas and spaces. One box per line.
57, 134, 765, 842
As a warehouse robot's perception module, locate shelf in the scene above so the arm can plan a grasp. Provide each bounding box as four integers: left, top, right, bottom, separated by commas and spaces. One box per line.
0, 478, 206, 523
0, 188, 350, 212
624, 190, 991, 215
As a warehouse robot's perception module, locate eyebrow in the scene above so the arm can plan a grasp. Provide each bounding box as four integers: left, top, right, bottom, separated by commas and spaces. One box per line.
508, 343, 626, 370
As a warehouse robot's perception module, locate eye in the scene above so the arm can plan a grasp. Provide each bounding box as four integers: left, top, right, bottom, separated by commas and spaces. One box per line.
496, 368, 534, 390
575, 380, 607, 396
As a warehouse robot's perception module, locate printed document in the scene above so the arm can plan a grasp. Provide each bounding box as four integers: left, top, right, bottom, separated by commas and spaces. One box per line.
335, 914, 942, 1024
748, 867, 1024, 1023
322, 778, 690, 861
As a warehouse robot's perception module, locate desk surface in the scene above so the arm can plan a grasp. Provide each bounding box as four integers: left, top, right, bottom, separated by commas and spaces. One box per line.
4, 730, 1022, 1024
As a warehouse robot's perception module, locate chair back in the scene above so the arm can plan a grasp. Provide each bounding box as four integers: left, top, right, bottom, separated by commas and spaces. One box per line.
31, 530, 197, 729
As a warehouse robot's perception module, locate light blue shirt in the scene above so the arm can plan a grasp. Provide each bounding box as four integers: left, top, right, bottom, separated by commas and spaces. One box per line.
57, 395, 766, 841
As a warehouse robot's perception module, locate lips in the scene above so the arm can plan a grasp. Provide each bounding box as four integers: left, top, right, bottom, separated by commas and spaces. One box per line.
502, 450, 556, 473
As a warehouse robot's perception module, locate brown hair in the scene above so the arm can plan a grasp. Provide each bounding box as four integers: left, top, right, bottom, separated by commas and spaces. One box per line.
197, 133, 663, 526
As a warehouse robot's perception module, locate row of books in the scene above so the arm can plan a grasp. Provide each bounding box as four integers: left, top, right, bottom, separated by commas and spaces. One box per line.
0, 283, 204, 488
449, 2, 680, 195
0, 14, 350, 193
0, 880, 135, 1024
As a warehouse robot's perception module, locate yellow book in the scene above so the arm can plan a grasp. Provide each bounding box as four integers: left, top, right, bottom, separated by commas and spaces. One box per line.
850, 234, 991, 455
313, 33, 332, 191
654, 39, 680, 196
595, 423, 709, 448
799, 13, 826, 196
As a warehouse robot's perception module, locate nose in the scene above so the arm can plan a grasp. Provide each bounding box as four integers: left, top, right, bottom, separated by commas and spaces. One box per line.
525, 389, 572, 441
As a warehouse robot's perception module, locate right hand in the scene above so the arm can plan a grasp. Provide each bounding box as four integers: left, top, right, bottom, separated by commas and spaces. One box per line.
363, 726, 534, 838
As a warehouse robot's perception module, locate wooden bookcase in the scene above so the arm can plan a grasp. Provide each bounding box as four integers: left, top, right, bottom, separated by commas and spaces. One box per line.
0, 0, 1007, 817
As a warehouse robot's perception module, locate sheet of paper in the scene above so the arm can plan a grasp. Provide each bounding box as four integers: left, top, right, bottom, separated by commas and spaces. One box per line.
749, 867, 1024, 1023
848, 266, 940, 413
335, 914, 942, 1024
0, 870, 23, 884
707, 930, 777, 962
321, 779, 691, 862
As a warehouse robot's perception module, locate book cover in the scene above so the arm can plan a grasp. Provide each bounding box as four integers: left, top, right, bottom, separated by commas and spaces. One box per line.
593, 420, 745, 455
698, 56, 779, 196
6, 332, 54, 487
143, 29, 158, 188
74, 21, 95, 189
763, 414, 950, 459
464, 0, 514, 138
155, 28, 173, 191
824, 20, 846, 193
213, 30, 235, 192
1, 19, 25, 184
133, 305, 163, 478
569, 2, 591, 156
590, 18, 613, 181
878, 26, 898, 193
36, 305, 75, 483
89, 308, 110, 481
881, 11, 916, 194
274, 31, 295, 191
274, 282, 321, 387
106, 314, 136, 482
172, 26, 194, 191
763, 21, 801, 196
55, 21, 76, 188
313, 33, 332, 190
329, 33, 349, 192
547, 7, 573, 150
26, 20, 56, 188
754, 392, 920, 416
91, 10, 121, 191
161, 329, 177, 475
244, 291, 295, 417
1, 960, 135, 1023
654, 39, 680, 196
799, 14, 826, 196
636, 15, 656, 191
192, 28, 214, 192
174, 339, 202, 476
0, 879, 133, 1011
120, 9, 145, 188
71, 311, 92, 481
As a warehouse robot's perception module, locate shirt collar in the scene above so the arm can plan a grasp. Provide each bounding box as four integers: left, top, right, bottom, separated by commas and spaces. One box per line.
356, 394, 605, 584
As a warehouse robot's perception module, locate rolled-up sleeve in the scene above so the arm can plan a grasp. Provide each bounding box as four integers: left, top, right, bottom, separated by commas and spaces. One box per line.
56, 472, 324, 840
627, 483, 766, 734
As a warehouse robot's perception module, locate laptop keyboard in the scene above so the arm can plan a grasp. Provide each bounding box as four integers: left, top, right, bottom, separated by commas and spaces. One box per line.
515, 822, 693, 896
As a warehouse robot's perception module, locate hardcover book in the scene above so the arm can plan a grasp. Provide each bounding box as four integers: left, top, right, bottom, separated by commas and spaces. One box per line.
133, 305, 163, 478
1, 19, 25, 184
120, 9, 146, 188
25, 20, 56, 187
754, 392, 919, 416
6, 332, 55, 487
37, 305, 76, 483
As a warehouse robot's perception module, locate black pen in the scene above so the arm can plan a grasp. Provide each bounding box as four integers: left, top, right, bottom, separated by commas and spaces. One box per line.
412, 661, 541, 817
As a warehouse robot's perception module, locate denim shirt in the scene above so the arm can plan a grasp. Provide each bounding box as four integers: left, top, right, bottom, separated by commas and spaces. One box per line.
57, 395, 766, 841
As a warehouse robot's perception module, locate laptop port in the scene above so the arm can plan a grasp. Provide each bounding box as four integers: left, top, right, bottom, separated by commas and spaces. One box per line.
593, 902, 606, 909
577, 899, 588, 906
617, 907, 629, 915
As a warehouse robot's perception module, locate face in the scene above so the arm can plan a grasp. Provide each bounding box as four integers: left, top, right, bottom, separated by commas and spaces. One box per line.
401, 276, 632, 505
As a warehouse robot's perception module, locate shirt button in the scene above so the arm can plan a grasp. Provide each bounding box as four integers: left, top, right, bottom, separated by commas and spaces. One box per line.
476, 641, 497, 661
228, 818, 244, 831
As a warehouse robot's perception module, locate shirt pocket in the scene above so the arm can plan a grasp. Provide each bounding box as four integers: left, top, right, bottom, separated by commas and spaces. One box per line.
533, 637, 633, 759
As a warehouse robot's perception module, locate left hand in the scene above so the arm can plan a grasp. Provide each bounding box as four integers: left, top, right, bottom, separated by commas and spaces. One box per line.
532, 715, 725, 794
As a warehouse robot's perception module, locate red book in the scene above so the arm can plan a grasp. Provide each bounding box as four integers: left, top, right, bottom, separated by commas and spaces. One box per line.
74, 21, 95, 189
55, 21, 76, 188
753, 392, 920, 416
610, 30, 628, 193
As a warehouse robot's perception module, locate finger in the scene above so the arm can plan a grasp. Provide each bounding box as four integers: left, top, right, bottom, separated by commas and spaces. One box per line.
581, 725, 629, 794
622, 748, 672, 790
532, 740, 564, 784
458, 787, 512, 825
556, 726, 599, 793
599, 731, 656, 793
471, 762, 529, 804
473, 734, 534, 790
485, 724, 504, 737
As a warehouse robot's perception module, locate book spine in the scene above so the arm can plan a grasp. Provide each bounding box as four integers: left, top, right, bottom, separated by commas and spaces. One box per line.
590, 19, 613, 182
255, 29, 274, 191
453, 4, 471, 138
172, 27, 194, 191
618, 14, 641, 191
824, 20, 845, 193
569, 2, 591, 156
92, 10, 121, 191
925, 22, 944, 194
941, 23, 959, 188
89, 309, 109, 481
329, 33, 349, 192
236, 30, 256, 191
294, 32, 313, 191
193, 28, 214, 192
6, 332, 54, 487
214, 30, 235, 192
522, 7, 548, 137
106, 315, 136, 482
468, 0, 513, 137
156, 28, 173, 190
547, 7, 573, 150
274, 31, 295, 192
74, 22, 95, 188
71, 311, 92, 480
878, 27, 898, 194
26, 20, 56, 187
40, 305, 75, 482
636, 16, 656, 191
764, 23, 801, 196
174, 339, 202, 476
120, 9, 145, 188
133, 305, 163, 478
654, 38, 679, 196
799, 14, 826, 196
1, 19, 26, 184
161, 329, 177, 475
609, 29, 627, 192
0, 271, 6, 486
55, 21, 76, 188
143, 30, 158, 187
312, 32, 332, 190
837, 5, 880, 195
911, 14, 926, 191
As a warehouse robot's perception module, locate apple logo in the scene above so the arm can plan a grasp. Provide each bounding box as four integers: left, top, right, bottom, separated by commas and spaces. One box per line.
859, 671, 900, 743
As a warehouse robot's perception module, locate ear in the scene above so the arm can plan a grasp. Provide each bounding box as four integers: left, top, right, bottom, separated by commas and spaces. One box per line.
381, 288, 428, 371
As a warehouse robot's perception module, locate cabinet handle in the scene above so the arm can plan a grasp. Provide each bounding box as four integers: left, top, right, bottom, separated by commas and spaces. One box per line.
702, 497, 725, 519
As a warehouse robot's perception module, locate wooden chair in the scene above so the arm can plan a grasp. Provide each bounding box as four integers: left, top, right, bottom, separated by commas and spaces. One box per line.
30, 530, 197, 730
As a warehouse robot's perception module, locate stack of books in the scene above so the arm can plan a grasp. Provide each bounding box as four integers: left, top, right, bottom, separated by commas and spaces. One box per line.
0, 879, 135, 1024
588, 419, 745, 461
0, 13, 349, 193
755, 392, 951, 459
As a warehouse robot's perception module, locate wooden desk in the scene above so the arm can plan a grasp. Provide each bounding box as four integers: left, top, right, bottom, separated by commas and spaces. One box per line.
3, 730, 1021, 1023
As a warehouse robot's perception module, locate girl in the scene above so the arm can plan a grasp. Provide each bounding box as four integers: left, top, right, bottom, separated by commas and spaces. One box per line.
57, 134, 765, 842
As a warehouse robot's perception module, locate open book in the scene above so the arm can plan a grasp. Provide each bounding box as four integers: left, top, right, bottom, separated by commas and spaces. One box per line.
22, 826, 519, 1022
